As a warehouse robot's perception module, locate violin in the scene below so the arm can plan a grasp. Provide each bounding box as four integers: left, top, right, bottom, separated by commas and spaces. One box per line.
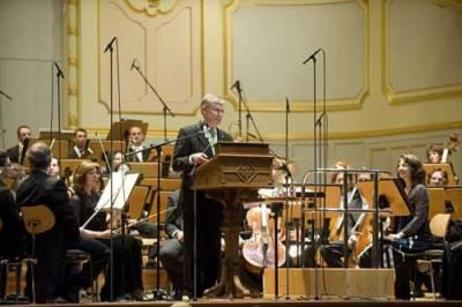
441, 133, 459, 163
241, 203, 286, 274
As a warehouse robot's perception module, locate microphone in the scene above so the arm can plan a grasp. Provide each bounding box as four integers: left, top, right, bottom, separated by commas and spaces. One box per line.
230, 80, 241, 92
285, 97, 290, 113
130, 58, 139, 71
0, 90, 12, 101
54, 62, 64, 78
302, 48, 322, 64
104, 36, 117, 53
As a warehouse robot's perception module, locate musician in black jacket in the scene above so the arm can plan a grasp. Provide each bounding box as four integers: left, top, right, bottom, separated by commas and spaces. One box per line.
16, 142, 81, 302
6, 124, 31, 164
68, 128, 93, 159
158, 190, 183, 299
172, 93, 233, 297
0, 151, 23, 298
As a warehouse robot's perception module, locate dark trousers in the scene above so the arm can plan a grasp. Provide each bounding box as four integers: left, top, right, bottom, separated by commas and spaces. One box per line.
321, 241, 349, 268
392, 237, 432, 300
182, 189, 222, 297
159, 238, 183, 291
63, 237, 110, 301
99, 235, 143, 301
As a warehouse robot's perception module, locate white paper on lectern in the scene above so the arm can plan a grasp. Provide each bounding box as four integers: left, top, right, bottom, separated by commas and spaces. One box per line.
96, 171, 140, 211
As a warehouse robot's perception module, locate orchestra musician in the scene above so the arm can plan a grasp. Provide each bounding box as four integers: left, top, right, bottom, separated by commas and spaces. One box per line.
428, 168, 448, 188
426, 143, 444, 164
320, 161, 368, 268
127, 125, 149, 162
68, 128, 94, 159
6, 124, 31, 164
158, 189, 184, 300
15, 142, 84, 302
172, 93, 233, 297
387, 154, 432, 300
0, 151, 23, 298
69, 160, 146, 301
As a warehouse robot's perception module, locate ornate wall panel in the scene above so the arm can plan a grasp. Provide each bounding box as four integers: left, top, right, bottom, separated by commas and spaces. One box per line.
383, 0, 462, 103
223, 0, 369, 112
98, 0, 202, 115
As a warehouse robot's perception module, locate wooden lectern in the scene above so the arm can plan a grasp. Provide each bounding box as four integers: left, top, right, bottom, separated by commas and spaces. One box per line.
195, 142, 274, 298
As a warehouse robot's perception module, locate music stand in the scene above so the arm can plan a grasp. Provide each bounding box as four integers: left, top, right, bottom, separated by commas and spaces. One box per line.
357, 178, 410, 217
128, 162, 161, 178
445, 187, 462, 220
38, 129, 75, 143
59, 159, 90, 178
106, 119, 148, 141
89, 140, 126, 158
423, 163, 459, 186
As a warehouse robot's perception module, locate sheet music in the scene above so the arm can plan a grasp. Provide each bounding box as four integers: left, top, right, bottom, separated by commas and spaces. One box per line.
96, 171, 140, 211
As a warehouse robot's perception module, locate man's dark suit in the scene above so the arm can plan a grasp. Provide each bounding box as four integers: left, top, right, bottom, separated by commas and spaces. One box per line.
172, 121, 233, 297
158, 190, 183, 293
16, 170, 80, 302
127, 145, 150, 162
6, 144, 20, 163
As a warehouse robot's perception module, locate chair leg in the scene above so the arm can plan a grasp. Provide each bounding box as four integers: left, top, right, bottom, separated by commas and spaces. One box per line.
429, 263, 436, 301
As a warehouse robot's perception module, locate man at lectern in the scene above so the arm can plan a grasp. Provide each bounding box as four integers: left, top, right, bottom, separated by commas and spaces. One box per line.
172, 93, 233, 297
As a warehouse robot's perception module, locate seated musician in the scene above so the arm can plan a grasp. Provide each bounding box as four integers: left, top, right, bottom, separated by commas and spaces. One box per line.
320, 161, 368, 268
0, 151, 23, 298
6, 124, 31, 163
69, 160, 146, 301
127, 125, 149, 162
15, 142, 108, 303
157, 189, 184, 300
426, 144, 444, 164
428, 168, 448, 188
68, 128, 94, 159
386, 154, 432, 300
48, 156, 60, 178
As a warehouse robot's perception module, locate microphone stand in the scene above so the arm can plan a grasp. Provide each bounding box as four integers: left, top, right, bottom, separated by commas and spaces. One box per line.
54, 63, 64, 161
132, 63, 175, 141
126, 128, 209, 300
0, 90, 12, 149
302, 48, 324, 300
283, 97, 291, 299
104, 36, 117, 301
237, 86, 264, 143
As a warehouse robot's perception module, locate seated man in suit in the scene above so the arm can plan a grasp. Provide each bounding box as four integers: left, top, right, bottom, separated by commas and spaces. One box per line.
16, 142, 109, 303
157, 190, 183, 299
127, 125, 149, 162
6, 124, 31, 164
68, 128, 94, 159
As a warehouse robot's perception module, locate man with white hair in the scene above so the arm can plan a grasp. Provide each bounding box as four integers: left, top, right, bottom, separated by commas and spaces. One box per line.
172, 93, 233, 298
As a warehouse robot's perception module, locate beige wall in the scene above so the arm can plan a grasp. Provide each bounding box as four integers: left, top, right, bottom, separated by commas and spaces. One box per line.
1, 0, 461, 179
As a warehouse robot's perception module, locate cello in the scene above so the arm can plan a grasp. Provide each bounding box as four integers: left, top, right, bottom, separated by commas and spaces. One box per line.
242, 203, 286, 274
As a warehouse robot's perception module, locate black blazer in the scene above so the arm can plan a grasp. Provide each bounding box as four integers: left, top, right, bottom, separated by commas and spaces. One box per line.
0, 180, 23, 257
127, 145, 150, 162
172, 121, 233, 189
164, 189, 182, 238
16, 170, 80, 242
6, 144, 20, 163
16, 169, 80, 300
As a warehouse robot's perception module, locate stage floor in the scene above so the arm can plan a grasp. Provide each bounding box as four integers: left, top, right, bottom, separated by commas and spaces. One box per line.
6, 298, 462, 307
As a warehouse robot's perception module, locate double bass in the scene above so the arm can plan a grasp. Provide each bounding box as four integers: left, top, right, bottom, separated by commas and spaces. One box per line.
242, 203, 286, 274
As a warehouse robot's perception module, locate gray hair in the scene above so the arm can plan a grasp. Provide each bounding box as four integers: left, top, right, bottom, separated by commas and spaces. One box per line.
200, 93, 224, 108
